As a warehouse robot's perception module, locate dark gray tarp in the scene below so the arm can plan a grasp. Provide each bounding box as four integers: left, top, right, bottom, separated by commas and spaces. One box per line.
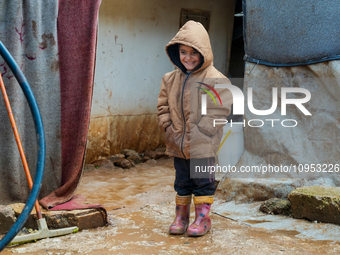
243, 0, 340, 66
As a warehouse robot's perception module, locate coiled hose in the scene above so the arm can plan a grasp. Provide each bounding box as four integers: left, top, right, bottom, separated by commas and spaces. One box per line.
0, 41, 45, 251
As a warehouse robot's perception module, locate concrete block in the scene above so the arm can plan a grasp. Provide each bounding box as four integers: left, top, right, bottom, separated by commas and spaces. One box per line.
288, 186, 340, 224
7, 203, 106, 231
0, 205, 16, 234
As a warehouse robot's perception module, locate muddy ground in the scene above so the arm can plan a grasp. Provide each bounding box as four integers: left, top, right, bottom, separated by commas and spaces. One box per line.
2, 157, 340, 254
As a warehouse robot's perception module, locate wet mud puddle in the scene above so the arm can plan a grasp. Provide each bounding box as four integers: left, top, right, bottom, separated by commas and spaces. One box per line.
75, 158, 176, 214
3, 157, 340, 254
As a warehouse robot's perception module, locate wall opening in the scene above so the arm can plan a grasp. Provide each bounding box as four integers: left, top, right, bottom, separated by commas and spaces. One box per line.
228, 0, 244, 80
180, 8, 210, 32
228, 0, 244, 122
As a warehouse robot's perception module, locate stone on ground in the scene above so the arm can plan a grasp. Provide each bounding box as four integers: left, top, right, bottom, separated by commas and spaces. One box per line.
110, 154, 125, 162
0, 205, 16, 234
288, 186, 340, 224
144, 159, 157, 165
83, 164, 95, 172
1, 203, 106, 233
93, 159, 115, 170
121, 149, 139, 157
144, 150, 167, 159
127, 154, 143, 164
142, 156, 150, 162
112, 158, 132, 168
260, 198, 291, 216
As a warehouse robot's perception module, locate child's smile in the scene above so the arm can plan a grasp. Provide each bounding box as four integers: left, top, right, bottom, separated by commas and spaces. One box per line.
179, 45, 202, 72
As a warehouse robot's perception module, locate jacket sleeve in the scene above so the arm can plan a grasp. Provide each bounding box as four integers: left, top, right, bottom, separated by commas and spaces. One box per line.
197, 78, 233, 137
157, 76, 172, 132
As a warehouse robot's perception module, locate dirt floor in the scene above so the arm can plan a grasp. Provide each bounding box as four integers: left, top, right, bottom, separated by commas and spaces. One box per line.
2, 157, 340, 254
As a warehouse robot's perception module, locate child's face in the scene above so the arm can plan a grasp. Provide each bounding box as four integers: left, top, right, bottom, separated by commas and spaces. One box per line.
179, 45, 202, 72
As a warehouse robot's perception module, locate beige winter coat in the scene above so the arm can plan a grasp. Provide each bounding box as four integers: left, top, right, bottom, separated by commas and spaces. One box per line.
157, 21, 233, 159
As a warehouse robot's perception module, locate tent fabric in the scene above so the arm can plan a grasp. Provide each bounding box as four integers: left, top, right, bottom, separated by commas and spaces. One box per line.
0, 1, 61, 205
243, 0, 340, 66
0, 0, 101, 210
40, 0, 101, 209
218, 60, 340, 201
239, 61, 340, 173
49, 194, 104, 211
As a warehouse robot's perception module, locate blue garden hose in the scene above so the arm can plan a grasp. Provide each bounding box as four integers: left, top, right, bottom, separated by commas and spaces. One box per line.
0, 41, 45, 251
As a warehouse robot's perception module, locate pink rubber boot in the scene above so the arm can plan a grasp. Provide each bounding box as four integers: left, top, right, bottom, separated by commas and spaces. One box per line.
187, 196, 213, 237
169, 195, 191, 235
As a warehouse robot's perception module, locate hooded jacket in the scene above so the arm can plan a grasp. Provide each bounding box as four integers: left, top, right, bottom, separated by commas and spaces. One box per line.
157, 21, 233, 159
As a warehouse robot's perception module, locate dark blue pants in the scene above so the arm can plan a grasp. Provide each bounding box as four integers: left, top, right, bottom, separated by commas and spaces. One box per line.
174, 157, 216, 196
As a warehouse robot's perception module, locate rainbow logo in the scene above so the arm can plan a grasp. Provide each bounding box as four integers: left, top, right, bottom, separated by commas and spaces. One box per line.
196, 82, 222, 106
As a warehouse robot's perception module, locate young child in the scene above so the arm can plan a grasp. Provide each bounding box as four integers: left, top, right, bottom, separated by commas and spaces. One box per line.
157, 21, 232, 236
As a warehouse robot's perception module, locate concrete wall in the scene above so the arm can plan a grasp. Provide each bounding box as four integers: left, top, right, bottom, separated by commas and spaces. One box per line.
85, 0, 235, 163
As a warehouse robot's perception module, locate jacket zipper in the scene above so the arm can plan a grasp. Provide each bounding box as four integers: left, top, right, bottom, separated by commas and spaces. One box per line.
180, 73, 190, 159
